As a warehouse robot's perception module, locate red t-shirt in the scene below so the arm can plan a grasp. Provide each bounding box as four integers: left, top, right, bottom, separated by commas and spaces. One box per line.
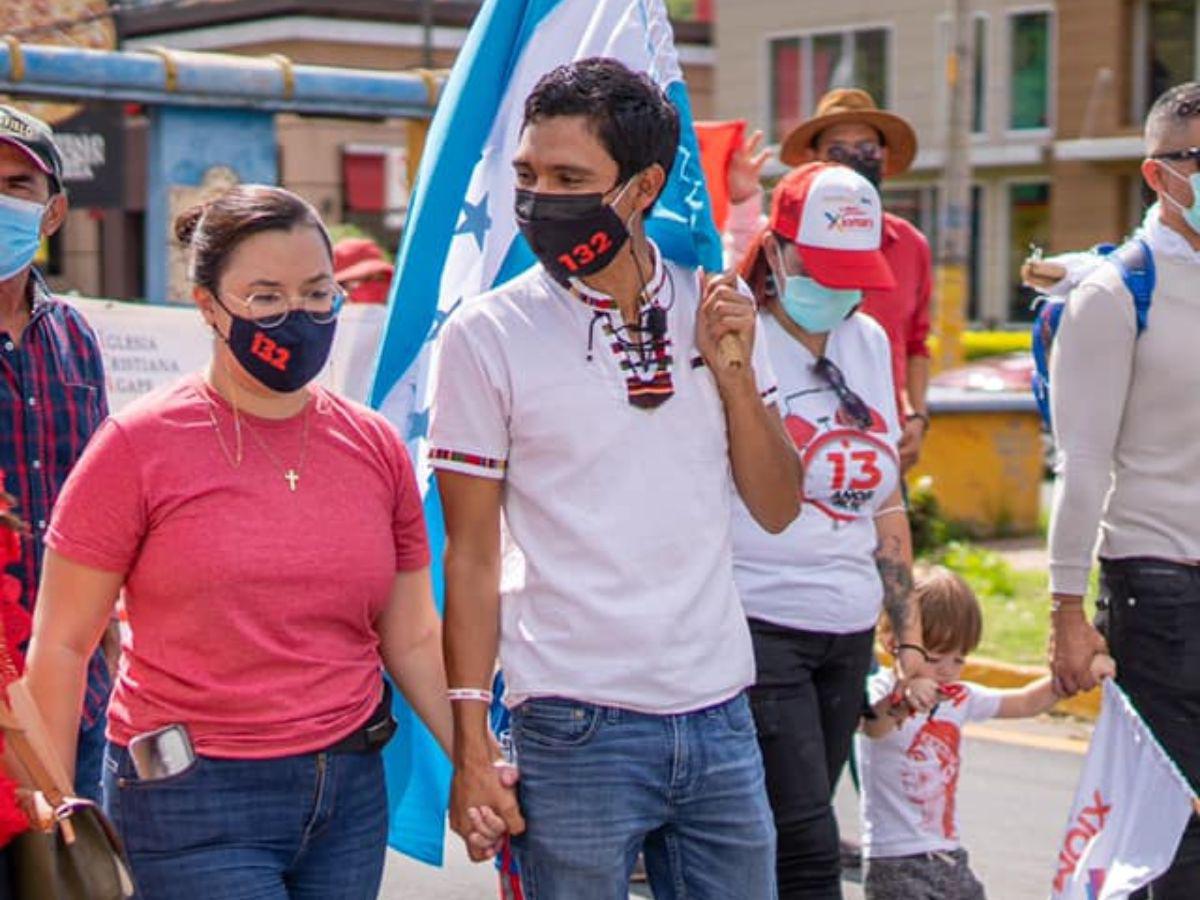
859, 212, 933, 414
46, 375, 430, 758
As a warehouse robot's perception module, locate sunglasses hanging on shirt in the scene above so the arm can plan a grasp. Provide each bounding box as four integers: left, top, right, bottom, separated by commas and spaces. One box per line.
812, 356, 874, 430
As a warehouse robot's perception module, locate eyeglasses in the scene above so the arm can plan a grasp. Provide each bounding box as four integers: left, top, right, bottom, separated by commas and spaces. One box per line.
812, 356, 873, 430
825, 141, 883, 165
219, 285, 345, 329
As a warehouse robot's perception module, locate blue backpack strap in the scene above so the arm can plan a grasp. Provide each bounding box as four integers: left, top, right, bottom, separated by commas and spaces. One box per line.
1030, 298, 1063, 426
1108, 236, 1155, 334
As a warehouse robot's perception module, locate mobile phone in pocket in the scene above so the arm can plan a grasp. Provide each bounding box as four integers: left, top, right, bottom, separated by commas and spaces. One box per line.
128, 724, 196, 781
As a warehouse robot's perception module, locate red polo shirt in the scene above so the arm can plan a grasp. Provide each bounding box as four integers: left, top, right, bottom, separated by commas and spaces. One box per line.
859, 212, 932, 415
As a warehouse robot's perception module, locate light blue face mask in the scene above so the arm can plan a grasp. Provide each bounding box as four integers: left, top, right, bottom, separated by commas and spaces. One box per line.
778, 274, 862, 334
1158, 162, 1200, 235
0, 193, 45, 281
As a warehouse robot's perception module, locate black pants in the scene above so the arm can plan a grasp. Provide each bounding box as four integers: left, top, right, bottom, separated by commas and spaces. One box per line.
748, 618, 876, 900
1098, 558, 1200, 899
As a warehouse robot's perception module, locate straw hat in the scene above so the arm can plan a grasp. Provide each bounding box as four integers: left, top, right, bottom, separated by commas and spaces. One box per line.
779, 88, 917, 177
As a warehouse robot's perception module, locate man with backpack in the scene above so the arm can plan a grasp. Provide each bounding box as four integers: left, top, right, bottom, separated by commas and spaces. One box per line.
1047, 81, 1200, 897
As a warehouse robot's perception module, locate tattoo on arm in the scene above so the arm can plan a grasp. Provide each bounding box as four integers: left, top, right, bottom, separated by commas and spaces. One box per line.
875, 534, 913, 639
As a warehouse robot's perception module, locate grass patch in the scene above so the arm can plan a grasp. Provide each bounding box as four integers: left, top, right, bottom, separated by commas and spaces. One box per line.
973, 569, 1049, 665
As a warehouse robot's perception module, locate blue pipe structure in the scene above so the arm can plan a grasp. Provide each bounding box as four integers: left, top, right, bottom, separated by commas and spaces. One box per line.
0, 38, 443, 302
0, 40, 441, 118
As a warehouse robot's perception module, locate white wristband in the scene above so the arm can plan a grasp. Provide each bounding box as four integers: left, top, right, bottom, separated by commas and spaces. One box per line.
873, 505, 908, 519
447, 688, 494, 704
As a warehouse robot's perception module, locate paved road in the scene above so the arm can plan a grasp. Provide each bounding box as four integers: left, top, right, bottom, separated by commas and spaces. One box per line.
381, 718, 1086, 899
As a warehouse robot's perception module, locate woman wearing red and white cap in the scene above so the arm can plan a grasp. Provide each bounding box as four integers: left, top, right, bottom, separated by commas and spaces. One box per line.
735, 162, 933, 899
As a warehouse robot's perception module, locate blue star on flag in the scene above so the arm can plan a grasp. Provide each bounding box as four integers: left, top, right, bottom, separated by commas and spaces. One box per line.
406, 407, 430, 441
454, 194, 492, 250
427, 297, 464, 344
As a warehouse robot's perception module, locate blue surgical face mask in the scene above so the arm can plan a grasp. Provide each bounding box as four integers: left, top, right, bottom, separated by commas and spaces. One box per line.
1158, 162, 1200, 235
778, 275, 862, 334
0, 193, 45, 281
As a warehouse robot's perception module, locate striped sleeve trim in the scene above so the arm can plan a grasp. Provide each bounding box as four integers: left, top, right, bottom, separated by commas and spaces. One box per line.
429, 447, 508, 479
760, 384, 780, 405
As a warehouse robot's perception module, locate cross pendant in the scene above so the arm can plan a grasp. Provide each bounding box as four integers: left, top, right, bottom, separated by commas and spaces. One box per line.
284, 470, 300, 492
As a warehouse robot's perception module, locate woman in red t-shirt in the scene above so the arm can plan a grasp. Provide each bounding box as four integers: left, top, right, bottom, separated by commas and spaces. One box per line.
18, 186, 498, 898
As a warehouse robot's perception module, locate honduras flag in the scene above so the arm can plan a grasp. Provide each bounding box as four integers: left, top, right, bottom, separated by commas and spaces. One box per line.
369, 0, 722, 866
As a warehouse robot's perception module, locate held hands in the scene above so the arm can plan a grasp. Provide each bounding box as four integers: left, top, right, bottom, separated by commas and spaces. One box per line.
697, 271, 755, 389
1048, 599, 1114, 696
449, 756, 524, 862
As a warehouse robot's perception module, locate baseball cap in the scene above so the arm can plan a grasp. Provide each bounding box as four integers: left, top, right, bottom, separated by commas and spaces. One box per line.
0, 105, 64, 189
769, 162, 895, 291
333, 237, 393, 284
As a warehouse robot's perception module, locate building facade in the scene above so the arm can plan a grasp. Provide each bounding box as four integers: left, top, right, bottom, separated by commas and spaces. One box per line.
717, 0, 1183, 327
9, 0, 713, 301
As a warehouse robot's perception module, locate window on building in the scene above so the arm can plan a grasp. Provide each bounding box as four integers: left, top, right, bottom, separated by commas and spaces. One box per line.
768, 28, 890, 142
1144, 0, 1197, 112
1009, 11, 1051, 130
973, 17, 988, 133
771, 38, 804, 145
666, 0, 712, 20
1008, 182, 1051, 322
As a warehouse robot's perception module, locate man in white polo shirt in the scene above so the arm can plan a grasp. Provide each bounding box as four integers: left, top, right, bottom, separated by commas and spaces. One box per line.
430, 58, 801, 898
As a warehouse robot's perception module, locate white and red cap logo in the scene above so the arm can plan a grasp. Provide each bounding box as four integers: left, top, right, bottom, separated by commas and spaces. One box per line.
769, 162, 895, 291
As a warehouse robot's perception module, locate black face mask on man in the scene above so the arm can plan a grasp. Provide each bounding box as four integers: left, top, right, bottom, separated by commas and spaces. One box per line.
514, 178, 637, 284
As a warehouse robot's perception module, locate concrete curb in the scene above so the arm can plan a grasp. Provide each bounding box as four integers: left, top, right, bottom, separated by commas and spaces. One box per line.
963, 656, 1100, 720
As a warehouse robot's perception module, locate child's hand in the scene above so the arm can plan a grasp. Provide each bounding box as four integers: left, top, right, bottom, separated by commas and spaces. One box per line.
902, 677, 941, 714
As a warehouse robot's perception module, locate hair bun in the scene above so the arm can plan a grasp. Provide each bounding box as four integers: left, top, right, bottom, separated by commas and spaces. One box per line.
173, 203, 207, 245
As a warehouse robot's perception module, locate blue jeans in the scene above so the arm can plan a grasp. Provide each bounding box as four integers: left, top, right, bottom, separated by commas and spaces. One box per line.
102, 742, 388, 900
510, 693, 776, 900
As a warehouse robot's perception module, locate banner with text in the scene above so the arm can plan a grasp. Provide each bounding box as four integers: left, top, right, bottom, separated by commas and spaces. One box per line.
70, 297, 387, 412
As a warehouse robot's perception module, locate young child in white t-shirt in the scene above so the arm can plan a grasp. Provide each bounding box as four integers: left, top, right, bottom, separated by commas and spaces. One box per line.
856, 566, 1097, 900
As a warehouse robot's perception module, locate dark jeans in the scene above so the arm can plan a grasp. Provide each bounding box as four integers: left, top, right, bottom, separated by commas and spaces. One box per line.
102, 741, 388, 899
1098, 558, 1200, 900
748, 618, 876, 900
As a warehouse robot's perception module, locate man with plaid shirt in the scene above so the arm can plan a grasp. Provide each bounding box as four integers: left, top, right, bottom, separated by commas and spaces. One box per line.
0, 105, 110, 801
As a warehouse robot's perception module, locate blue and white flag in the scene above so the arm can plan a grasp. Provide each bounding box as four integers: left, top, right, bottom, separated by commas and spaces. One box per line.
369, 0, 722, 866
1049, 680, 1197, 899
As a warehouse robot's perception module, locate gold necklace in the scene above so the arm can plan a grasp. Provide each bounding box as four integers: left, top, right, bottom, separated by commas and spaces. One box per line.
203, 387, 244, 469
239, 401, 311, 492
202, 375, 311, 492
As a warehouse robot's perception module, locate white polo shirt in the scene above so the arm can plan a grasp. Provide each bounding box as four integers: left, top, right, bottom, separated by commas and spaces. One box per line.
429, 246, 777, 714
733, 311, 900, 634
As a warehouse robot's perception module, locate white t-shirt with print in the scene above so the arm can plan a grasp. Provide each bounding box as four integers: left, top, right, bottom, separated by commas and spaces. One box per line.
732, 311, 900, 634
857, 669, 1004, 858
428, 248, 779, 715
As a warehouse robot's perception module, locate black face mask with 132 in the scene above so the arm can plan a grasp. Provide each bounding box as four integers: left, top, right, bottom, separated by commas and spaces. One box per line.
514, 179, 635, 285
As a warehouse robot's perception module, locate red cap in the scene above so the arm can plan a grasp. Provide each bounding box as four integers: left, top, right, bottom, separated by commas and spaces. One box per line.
333, 237, 394, 284
769, 162, 895, 291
